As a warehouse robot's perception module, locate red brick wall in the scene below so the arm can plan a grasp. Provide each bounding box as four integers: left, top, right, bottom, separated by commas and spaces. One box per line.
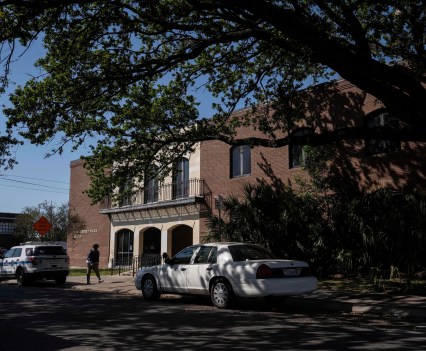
199, 137, 307, 237
199, 81, 426, 236
67, 79, 426, 249
67, 159, 111, 268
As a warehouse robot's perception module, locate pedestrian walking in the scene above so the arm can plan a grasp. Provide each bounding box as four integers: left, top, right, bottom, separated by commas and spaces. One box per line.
86, 243, 104, 284
162, 252, 169, 263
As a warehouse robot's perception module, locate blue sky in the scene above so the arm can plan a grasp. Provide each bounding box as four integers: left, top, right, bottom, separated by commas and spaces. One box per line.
0, 42, 92, 213
0, 41, 218, 214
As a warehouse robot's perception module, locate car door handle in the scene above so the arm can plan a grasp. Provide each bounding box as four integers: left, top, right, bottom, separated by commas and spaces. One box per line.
180, 268, 186, 271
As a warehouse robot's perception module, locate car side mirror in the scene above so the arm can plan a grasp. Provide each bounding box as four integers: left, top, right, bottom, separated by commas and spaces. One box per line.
165, 258, 172, 265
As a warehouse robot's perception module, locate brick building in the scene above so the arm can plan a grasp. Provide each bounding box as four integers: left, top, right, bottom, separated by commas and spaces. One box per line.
0, 212, 19, 249
68, 159, 111, 267
67, 80, 426, 268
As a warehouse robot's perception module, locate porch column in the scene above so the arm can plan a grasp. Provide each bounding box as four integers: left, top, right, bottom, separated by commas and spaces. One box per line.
133, 227, 140, 257
161, 227, 169, 257
108, 225, 115, 268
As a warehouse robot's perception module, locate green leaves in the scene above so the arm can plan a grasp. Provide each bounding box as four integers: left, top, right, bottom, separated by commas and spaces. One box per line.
206, 179, 324, 262
1, 1, 425, 201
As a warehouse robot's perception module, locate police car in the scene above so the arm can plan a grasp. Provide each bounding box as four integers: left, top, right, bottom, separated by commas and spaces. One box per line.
0, 244, 70, 286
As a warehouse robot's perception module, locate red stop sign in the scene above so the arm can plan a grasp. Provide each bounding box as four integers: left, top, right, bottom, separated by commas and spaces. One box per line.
33, 216, 52, 237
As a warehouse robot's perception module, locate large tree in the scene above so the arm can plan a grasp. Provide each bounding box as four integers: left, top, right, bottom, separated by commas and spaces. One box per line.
0, 1, 425, 202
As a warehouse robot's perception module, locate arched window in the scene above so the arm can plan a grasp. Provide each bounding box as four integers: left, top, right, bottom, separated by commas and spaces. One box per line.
231, 145, 251, 178
365, 110, 400, 155
289, 128, 312, 168
173, 158, 189, 199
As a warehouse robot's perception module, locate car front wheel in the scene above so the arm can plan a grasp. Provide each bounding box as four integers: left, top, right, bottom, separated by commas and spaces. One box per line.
141, 275, 160, 301
16, 269, 29, 286
211, 278, 234, 309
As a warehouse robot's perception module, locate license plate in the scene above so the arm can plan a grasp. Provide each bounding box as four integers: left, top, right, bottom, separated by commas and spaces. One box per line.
285, 268, 297, 276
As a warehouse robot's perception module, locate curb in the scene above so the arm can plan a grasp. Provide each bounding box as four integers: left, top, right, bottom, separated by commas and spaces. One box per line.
288, 296, 426, 319
65, 275, 426, 318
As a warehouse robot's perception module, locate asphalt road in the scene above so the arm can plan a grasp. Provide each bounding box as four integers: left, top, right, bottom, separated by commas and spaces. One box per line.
1, 281, 425, 351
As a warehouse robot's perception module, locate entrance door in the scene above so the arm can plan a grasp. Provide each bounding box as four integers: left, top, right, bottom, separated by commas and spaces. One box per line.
143, 228, 161, 254
115, 229, 134, 265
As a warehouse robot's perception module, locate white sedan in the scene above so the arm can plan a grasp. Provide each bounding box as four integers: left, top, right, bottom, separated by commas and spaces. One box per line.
134, 242, 317, 308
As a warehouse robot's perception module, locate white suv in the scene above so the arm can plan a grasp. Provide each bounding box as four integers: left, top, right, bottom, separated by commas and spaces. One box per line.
0, 244, 70, 286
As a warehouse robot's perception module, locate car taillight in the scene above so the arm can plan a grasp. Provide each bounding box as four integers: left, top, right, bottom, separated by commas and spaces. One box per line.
256, 264, 273, 279
29, 256, 37, 266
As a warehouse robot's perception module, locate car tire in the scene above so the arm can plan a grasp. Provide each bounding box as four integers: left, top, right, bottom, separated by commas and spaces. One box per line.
16, 269, 29, 286
211, 278, 234, 309
141, 275, 160, 301
55, 275, 67, 286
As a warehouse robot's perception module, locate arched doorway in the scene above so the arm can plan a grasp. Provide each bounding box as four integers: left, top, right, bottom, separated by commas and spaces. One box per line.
115, 229, 134, 265
171, 225, 193, 256
143, 227, 161, 254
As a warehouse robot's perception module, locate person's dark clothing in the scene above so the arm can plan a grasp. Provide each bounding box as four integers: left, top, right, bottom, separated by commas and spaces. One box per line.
87, 249, 100, 264
86, 248, 103, 284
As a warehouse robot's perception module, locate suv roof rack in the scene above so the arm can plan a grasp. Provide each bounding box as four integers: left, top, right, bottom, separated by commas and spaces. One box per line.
20, 241, 67, 248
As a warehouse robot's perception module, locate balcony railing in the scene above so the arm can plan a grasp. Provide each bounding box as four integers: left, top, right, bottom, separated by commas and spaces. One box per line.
101, 178, 210, 210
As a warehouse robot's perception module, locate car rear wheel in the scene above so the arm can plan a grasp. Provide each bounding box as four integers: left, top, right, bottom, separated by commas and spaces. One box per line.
211, 278, 234, 309
16, 269, 29, 286
141, 275, 160, 301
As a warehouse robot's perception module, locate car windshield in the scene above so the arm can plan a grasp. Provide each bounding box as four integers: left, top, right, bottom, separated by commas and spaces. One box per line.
228, 244, 276, 262
33, 246, 66, 256
3, 249, 16, 258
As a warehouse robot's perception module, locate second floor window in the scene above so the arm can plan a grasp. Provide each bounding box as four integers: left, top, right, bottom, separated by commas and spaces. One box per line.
119, 180, 133, 207
231, 145, 251, 178
144, 176, 158, 204
365, 110, 400, 155
290, 128, 312, 168
173, 158, 189, 199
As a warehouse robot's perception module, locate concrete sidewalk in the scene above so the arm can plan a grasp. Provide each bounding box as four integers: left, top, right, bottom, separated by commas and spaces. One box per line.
67, 273, 139, 296
66, 274, 426, 318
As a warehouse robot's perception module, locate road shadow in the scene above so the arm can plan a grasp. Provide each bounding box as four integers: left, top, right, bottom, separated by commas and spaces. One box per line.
1, 284, 423, 351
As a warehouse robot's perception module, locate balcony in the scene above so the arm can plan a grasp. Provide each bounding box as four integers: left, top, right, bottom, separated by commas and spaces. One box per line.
99, 178, 212, 215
